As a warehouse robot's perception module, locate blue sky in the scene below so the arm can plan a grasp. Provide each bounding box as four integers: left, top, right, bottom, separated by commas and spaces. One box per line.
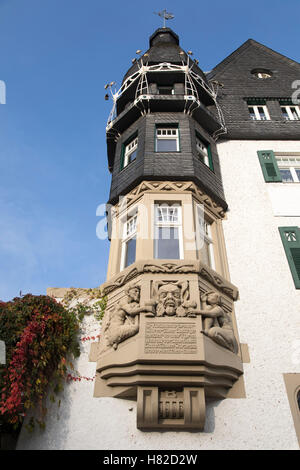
0, 0, 300, 301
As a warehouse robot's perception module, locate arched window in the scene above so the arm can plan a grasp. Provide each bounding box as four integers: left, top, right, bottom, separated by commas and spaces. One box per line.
297, 389, 300, 412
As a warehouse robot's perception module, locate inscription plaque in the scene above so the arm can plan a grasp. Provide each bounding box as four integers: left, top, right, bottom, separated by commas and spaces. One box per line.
144, 322, 197, 355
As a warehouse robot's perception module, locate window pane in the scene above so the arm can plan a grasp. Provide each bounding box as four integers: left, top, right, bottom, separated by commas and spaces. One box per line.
295, 169, 300, 181
279, 169, 293, 182
128, 149, 137, 163
156, 206, 179, 223
248, 107, 256, 120
154, 227, 180, 259
258, 107, 267, 120
281, 107, 290, 120
125, 237, 136, 267
291, 107, 300, 120
156, 138, 177, 152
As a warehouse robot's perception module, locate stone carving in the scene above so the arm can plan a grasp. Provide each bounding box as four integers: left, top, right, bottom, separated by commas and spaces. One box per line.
102, 260, 239, 301
191, 291, 238, 353
146, 281, 193, 317
143, 263, 196, 274
103, 283, 153, 350
199, 267, 238, 300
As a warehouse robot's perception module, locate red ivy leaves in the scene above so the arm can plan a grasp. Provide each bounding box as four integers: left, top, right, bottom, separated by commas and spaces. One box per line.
0, 294, 80, 427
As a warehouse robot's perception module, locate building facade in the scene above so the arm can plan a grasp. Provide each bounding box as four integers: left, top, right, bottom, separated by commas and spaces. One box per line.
17, 29, 300, 450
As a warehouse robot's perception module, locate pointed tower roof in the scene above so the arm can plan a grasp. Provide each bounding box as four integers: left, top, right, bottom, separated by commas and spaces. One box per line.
122, 28, 208, 84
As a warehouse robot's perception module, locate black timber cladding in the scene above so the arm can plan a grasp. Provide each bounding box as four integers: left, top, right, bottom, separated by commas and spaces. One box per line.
208, 39, 300, 140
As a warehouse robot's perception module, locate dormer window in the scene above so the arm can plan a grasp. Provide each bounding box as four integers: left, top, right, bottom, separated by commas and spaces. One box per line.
248, 104, 270, 121
280, 105, 300, 121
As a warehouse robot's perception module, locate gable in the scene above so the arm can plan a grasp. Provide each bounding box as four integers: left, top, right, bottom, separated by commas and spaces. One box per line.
209, 40, 300, 98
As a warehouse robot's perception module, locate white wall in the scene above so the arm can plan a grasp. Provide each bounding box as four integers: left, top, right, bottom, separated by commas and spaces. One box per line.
17, 140, 300, 450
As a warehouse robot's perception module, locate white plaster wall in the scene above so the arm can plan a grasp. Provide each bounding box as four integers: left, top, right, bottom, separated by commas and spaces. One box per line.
17, 140, 300, 450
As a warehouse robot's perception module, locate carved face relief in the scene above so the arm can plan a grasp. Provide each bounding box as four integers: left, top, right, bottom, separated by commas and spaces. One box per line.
206, 292, 220, 305
127, 287, 140, 303
157, 284, 181, 316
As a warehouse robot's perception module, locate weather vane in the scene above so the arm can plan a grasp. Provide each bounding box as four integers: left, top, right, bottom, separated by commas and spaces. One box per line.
154, 9, 174, 28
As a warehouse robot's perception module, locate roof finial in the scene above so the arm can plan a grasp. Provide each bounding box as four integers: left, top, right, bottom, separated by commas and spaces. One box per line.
154, 9, 174, 28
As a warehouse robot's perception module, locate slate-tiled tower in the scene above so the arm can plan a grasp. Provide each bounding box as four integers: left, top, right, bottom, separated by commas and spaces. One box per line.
96, 28, 244, 430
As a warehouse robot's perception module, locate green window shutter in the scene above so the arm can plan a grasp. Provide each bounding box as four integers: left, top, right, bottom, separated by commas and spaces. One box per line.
279, 227, 300, 289
257, 150, 282, 182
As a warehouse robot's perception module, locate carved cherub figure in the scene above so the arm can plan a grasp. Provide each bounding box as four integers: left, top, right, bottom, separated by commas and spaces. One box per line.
105, 284, 153, 350
186, 291, 238, 354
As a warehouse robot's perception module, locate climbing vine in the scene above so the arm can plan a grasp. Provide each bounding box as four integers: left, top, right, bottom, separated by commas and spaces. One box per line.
0, 290, 106, 434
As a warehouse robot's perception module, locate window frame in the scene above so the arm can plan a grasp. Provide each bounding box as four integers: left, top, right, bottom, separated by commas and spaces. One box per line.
155, 124, 180, 152
276, 155, 300, 183
248, 104, 270, 121
120, 133, 138, 170
195, 132, 214, 171
195, 204, 216, 270
153, 202, 184, 260
280, 105, 300, 121
120, 212, 137, 270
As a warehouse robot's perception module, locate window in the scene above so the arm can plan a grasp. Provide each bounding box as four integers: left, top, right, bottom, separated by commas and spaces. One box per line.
251, 69, 272, 79
258, 151, 300, 183
154, 203, 183, 259
276, 156, 300, 183
280, 105, 300, 121
195, 134, 213, 170
158, 86, 174, 95
121, 214, 137, 270
156, 126, 179, 152
121, 135, 138, 169
196, 205, 215, 269
278, 226, 300, 289
248, 105, 270, 121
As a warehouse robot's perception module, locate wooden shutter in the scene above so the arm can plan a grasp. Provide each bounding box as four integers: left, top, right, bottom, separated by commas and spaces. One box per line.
257, 150, 282, 182
279, 227, 300, 289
